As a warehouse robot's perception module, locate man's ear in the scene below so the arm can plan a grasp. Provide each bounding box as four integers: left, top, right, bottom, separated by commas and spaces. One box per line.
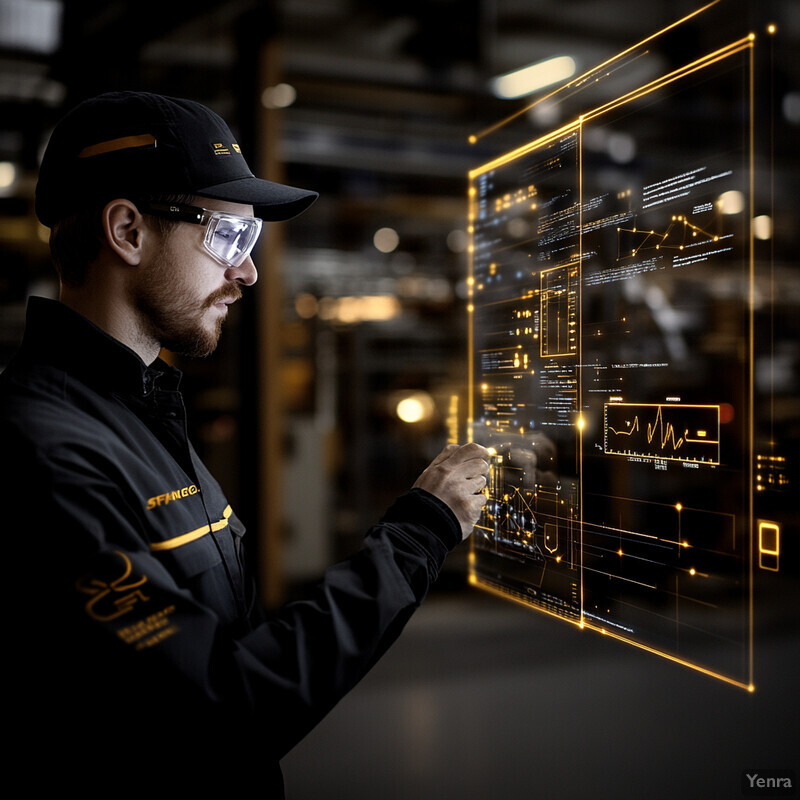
101, 199, 146, 266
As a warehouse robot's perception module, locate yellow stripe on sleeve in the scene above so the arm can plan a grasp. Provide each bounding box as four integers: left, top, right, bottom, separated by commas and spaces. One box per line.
149, 506, 233, 552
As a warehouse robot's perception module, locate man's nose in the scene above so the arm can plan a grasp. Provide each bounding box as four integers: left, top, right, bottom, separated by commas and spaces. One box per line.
226, 255, 258, 286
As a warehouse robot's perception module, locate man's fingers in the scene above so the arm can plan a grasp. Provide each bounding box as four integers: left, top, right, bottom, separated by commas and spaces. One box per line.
420, 442, 490, 477
467, 473, 488, 494
452, 453, 490, 482
439, 441, 489, 466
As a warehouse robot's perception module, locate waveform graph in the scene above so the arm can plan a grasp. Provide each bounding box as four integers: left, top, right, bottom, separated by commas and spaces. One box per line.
604, 402, 720, 464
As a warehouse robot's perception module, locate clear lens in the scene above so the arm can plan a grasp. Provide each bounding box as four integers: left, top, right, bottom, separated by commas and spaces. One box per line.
203, 213, 262, 267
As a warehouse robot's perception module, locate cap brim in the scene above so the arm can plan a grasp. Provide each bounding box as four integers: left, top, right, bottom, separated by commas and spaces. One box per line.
196, 176, 318, 221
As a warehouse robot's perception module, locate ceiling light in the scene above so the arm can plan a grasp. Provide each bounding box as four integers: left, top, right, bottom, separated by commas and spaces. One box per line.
491, 56, 576, 100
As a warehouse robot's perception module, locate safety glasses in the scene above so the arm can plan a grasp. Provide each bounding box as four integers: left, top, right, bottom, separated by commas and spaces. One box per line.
138, 201, 263, 268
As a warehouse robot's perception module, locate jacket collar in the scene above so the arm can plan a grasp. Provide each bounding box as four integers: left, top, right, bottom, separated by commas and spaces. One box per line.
19, 296, 182, 397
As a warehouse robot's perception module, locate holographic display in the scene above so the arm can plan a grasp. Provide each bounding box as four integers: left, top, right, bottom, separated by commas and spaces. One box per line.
466, 20, 771, 689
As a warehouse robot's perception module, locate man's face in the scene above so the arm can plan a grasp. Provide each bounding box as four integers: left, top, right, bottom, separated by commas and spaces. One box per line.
134, 198, 258, 358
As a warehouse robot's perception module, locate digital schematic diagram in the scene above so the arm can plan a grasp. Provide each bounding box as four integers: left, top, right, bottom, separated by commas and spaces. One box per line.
540, 264, 579, 357
475, 445, 581, 621
465, 5, 776, 691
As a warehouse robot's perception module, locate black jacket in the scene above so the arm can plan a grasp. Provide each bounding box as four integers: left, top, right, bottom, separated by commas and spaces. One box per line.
1, 297, 460, 795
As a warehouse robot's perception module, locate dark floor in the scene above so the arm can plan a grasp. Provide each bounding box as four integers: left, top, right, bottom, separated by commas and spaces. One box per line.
281, 579, 799, 800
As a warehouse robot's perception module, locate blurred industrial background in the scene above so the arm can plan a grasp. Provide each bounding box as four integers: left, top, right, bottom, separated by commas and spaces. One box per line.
1, 1, 797, 798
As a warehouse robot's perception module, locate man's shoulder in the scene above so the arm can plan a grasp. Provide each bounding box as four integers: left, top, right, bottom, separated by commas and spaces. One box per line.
1, 358, 123, 454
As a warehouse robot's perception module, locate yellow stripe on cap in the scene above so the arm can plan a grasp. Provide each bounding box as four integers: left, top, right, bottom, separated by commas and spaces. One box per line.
78, 133, 157, 159
149, 505, 233, 552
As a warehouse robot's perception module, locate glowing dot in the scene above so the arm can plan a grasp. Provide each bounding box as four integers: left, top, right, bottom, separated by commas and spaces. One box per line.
373, 227, 399, 253
676, 503, 683, 512
607, 132, 636, 164
781, 92, 800, 125
689, 568, 696, 576
294, 292, 318, 319
447, 229, 469, 253
617, 549, 623, 557
718, 190, 745, 215
396, 392, 435, 423
753, 215, 773, 240
0, 161, 16, 189
261, 83, 297, 109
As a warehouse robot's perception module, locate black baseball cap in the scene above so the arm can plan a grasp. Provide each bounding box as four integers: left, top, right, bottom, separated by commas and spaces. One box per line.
35, 91, 318, 227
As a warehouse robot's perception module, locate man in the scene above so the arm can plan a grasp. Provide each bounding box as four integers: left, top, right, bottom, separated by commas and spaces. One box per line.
1, 92, 488, 794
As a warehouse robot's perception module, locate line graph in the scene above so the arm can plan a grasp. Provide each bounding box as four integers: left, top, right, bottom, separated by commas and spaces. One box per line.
616, 214, 720, 261
604, 402, 720, 463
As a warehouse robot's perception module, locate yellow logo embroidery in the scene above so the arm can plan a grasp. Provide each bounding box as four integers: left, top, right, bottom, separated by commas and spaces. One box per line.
146, 484, 198, 510
76, 551, 149, 622
212, 141, 231, 156
117, 605, 179, 650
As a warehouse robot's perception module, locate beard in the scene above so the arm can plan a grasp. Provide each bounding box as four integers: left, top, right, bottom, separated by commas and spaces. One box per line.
134, 249, 242, 358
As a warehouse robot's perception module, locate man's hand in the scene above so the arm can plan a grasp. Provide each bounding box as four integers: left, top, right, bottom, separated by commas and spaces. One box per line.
413, 442, 490, 539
